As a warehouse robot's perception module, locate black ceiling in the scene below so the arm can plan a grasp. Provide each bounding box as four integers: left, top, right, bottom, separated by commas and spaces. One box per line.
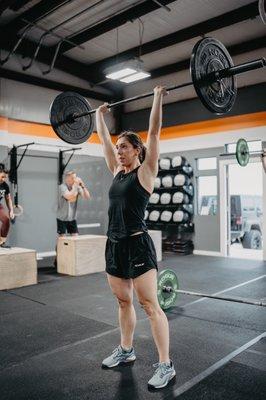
0, 0, 265, 103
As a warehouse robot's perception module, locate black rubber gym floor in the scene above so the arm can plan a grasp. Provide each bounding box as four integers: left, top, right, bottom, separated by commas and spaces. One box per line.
1, 254, 265, 399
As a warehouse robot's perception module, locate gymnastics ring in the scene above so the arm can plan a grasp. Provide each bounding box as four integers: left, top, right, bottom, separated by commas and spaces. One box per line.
13, 204, 24, 217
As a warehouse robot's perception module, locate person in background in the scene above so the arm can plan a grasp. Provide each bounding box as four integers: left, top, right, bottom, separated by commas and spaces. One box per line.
0, 167, 14, 248
55, 170, 91, 265
57, 170, 91, 235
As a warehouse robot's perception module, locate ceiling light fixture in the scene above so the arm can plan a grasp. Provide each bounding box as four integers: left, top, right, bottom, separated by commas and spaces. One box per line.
119, 71, 151, 83
104, 58, 150, 83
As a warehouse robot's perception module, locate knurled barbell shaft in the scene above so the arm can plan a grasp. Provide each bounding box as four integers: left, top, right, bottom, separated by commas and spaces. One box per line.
72, 81, 193, 120
71, 57, 266, 121
162, 286, 264, 306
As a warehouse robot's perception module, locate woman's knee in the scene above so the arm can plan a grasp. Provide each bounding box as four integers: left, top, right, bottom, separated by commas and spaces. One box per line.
139, 299, 162, 318
116, 295, 133, 308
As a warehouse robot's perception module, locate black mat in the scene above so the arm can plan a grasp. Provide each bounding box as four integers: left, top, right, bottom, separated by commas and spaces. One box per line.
170, 297, 266, 332
161, 255, 265, 295
0, 303, 116, 370
221, 277, 266, 300
0, 308, 261, 400
1, 254, 265, 399
173, 361, 266, 400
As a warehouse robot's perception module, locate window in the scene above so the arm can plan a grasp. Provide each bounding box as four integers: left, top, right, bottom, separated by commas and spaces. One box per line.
198, 176, 217, 215
226, 140, 261, 154
197, 157, 217, 170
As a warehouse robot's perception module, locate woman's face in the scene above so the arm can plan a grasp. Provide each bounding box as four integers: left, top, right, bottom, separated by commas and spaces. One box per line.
0, 172, 7, 184
116, 138, 140, 167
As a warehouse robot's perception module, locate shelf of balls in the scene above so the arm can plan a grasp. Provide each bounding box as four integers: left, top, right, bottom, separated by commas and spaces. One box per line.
153, 186, 194, 194
158, 168, 193, 175
146, 222, 194, 232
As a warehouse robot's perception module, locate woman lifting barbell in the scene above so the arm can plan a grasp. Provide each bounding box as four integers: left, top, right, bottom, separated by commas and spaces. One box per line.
96, 86, 176, 390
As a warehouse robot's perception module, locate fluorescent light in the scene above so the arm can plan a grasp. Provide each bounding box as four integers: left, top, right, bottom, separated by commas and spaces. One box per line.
106, 68, 137, 80
119, 71, 151, 83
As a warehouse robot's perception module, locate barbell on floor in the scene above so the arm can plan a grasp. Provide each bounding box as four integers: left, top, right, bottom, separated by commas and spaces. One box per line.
49, 37, 266, 145
157, 269, 266, 310
220, 138, 266, 167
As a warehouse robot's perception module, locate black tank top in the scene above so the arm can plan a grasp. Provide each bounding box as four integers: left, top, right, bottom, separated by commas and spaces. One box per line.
107, 166, 150, 240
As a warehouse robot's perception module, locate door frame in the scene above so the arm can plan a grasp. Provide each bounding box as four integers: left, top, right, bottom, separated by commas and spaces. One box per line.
219, 156, 262, 257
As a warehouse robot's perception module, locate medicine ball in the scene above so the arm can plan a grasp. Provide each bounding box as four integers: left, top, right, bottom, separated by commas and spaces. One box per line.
160, 192, 171, 205
154, 177, 161, 189
172, 192, 190, 204
162, 175, 173, 188
173, 211, 189, 223
174, 174, 189, 186
160, 210, 172, 222
149, 192, 160, 204
172, 156, 187, 168
159, 158, 171, 170
149, 210, 160, 222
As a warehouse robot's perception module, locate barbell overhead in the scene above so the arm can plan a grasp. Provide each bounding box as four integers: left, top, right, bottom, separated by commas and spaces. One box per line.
220, 138, 265, 167
49, 37, 266, 144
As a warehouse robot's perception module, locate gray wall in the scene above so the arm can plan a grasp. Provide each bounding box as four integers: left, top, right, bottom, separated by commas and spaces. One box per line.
121, 83, 266, 131
0, 146, 112, 252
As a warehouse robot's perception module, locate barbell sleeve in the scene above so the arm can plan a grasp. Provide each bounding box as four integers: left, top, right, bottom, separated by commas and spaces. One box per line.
200, 58, 266, 85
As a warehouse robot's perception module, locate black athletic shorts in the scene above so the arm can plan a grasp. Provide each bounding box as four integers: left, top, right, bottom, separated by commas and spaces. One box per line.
56, 219, 78, 235
105, 231, 158, 279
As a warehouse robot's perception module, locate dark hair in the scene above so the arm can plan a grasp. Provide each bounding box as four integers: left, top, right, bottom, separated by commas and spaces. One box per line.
0, 164, 8, 174
118, 131, 146, 163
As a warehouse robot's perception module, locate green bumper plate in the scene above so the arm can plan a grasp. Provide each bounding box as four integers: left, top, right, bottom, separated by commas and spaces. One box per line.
157, 269, 179, 310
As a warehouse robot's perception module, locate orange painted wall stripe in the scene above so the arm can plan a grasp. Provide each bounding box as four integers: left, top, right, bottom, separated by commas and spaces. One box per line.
0, 112, 265, 145
138, 112, 266, 142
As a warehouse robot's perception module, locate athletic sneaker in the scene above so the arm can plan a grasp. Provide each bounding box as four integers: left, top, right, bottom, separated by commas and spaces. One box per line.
0, 243, 11, 248
148, 360, 176, 389
102, 345, 136, 368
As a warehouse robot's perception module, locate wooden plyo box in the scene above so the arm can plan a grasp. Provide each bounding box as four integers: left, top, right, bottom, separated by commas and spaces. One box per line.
0, 247, 37, 290
57, 234, 107, 276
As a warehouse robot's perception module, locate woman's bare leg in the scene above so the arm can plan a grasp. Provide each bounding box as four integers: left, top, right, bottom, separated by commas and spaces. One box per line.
107, 274, 136, 349
133, 269, 170, 363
